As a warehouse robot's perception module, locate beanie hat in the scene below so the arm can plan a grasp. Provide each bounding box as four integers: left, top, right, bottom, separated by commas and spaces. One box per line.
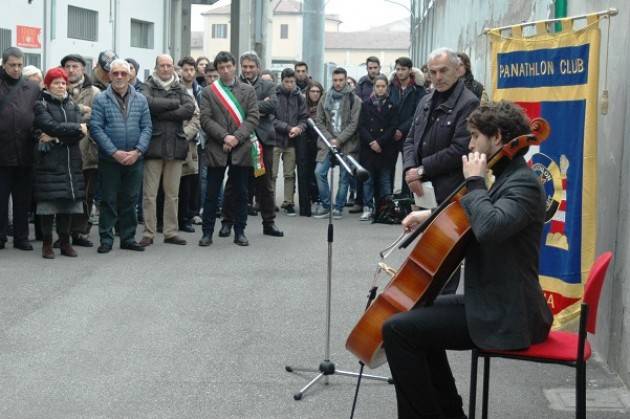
44, 67, 68, 87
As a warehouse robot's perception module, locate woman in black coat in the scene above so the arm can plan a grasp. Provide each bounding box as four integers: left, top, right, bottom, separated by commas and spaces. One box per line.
33, 67, 87, 259
358, 75, 398, 221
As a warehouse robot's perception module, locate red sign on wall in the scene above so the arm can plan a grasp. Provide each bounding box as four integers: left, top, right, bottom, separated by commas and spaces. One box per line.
16, 25, 42, 49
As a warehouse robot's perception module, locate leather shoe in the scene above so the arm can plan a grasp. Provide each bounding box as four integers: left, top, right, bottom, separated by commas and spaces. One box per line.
219, 223, 232, 238
179, 224, 195, 233
138, 237, 153, 247
234, 232, 249, 246
60, 242, 78, 257
164, 236, 187, 245
263, 224, 284, 237
72, 236, 94, 247
14, 240, 33, 251
121, 241, 145, 251
198, 235, 213, 246
97, 244, 112, 254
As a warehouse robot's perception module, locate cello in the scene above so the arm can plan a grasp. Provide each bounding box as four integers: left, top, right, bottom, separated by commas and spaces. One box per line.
345, 117, 551, 368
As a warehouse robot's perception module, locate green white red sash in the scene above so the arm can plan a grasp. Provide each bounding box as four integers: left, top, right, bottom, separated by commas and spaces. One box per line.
210, 79, 265, 177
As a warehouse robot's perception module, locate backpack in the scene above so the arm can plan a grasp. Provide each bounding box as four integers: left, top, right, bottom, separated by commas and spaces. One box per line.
372, 192, 413, 224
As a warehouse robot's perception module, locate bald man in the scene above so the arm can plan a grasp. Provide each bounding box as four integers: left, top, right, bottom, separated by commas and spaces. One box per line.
139, 54, 195, 247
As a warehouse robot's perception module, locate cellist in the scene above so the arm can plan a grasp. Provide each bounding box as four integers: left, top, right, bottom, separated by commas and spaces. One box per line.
382, 101, 553, 419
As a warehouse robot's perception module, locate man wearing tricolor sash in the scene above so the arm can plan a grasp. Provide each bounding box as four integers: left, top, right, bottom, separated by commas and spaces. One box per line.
198, 51, 260, 247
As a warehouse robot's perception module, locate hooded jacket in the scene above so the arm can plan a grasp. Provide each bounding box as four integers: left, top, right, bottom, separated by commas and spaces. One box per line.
273, 85, 308, 149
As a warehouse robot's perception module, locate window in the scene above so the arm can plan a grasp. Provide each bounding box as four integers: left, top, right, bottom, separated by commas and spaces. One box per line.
280, 24, 289, 39
131, 19, 154, 49
24, 53, 41, 69
212, 23, 228, 39
67, 5, 98, 41
0, 28, 11, 54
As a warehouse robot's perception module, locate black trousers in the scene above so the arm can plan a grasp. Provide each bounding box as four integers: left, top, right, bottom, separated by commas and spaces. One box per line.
178, 174, 197, 227
71, 168, 97, 236
0, 166, 32, 243
295, 136, 318, 216
382, 295, 474, 419
223, 144, 276, 227
40, 213, 72, 240
203, 164, 248, 235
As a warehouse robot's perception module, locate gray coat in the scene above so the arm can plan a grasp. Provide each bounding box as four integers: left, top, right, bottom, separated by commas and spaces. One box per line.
198, 79, 259, 167
460, 157, 553, 350
240, 75, 276, 146
315, 87, 362, 162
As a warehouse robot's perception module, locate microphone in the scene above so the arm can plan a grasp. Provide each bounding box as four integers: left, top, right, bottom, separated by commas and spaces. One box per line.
345, 154, 370, 182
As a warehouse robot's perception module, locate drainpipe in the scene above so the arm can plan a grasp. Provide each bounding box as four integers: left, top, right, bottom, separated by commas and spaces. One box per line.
554, 0, 568, 32
42, 0, 47, 69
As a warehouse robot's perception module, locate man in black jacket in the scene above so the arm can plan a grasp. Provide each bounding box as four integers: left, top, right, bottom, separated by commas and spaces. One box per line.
220, 51, 283, 238
383, 101, 552, 419
139, 54, 195, 247
0, 47, 41, 250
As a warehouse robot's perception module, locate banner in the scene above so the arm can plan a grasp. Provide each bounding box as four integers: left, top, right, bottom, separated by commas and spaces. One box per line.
487, 16, 600, 328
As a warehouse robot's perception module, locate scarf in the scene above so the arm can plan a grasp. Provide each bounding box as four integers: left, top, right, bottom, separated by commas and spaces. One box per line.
324, 84, 352, 112
152, 72, 177, 91
370, 92, 388, 111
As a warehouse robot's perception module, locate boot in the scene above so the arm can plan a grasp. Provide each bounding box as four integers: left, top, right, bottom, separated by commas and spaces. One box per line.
42, 237, 55, 259
59, 235, 78, 257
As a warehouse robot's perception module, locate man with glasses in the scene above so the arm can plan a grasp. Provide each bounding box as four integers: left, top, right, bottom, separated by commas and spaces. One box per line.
0, 47, 41, 251
90, 59, 152, 253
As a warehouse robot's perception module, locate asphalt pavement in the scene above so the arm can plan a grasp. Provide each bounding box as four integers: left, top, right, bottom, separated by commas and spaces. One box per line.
1, 182, 629, 418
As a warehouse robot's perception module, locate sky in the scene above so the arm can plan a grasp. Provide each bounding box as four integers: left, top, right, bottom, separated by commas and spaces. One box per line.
190, 0, 410, 32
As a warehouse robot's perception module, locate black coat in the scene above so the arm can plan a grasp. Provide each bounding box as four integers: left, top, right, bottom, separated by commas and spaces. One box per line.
0, 69, 42, 167
388, 76, 425, 142
142, 76, 196, 160
240, 75, 276, 146
403, 79, 479, 203
33, 91, 85, 202
273, 86, 308, 149
358, 96, 398, 170
460, 157, 553, 350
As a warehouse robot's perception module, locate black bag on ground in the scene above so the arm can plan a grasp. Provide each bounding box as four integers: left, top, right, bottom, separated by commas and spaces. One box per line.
372, 193, 413, 224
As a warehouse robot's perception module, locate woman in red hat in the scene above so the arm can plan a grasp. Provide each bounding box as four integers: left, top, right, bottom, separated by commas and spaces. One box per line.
33, 67, 88, 259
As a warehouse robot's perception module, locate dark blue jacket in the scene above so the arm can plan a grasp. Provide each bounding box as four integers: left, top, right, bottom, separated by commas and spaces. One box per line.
388, 75, 425, 139
90, 85, 152, 160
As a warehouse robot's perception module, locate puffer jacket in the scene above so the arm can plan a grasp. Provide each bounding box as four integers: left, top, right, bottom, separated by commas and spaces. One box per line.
89, 85, 152, 160
0, 68, 42, 167
69, 74, 101, 170
314, 85, 362, 162
32, 91, 85, 202
141, 75, 195, 160
273, 85, 308, 149
388, 68, 427, 148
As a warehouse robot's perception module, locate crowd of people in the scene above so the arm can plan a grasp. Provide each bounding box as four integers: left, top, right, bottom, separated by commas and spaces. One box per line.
0, 45, 487, 257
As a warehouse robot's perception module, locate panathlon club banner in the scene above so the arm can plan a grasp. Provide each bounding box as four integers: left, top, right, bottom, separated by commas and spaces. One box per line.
487, 15, 601, 328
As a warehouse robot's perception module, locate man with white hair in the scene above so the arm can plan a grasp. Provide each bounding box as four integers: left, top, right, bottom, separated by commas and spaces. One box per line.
90, 58, 152, 253
402, 47, 479, 293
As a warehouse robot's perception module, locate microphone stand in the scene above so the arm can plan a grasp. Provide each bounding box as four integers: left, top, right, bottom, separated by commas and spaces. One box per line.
285, 119, 391, 401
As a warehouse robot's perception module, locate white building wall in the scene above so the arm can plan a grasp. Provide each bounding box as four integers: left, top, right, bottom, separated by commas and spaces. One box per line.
1, 0, 166, 82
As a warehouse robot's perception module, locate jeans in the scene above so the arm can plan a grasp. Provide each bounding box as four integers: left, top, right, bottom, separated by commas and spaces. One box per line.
315, 157, 351, 212
98, 159, 143, 246
202, 164, 248, 236
363, 167, 393, 209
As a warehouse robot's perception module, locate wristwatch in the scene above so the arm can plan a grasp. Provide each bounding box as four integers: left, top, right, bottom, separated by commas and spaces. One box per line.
416, 165, 424, 180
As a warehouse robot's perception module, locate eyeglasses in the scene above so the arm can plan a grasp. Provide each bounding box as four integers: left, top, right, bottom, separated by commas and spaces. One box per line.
111, 71, 129, 77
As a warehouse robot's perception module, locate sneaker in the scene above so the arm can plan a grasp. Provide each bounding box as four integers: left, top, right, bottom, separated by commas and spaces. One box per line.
359, 206, 372, 221
313, 206, 330, 219
332, 209, 343, 219
284, 204, 296, 217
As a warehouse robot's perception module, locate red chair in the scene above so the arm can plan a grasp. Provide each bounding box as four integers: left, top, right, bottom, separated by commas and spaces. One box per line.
468, 251, 613, 419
